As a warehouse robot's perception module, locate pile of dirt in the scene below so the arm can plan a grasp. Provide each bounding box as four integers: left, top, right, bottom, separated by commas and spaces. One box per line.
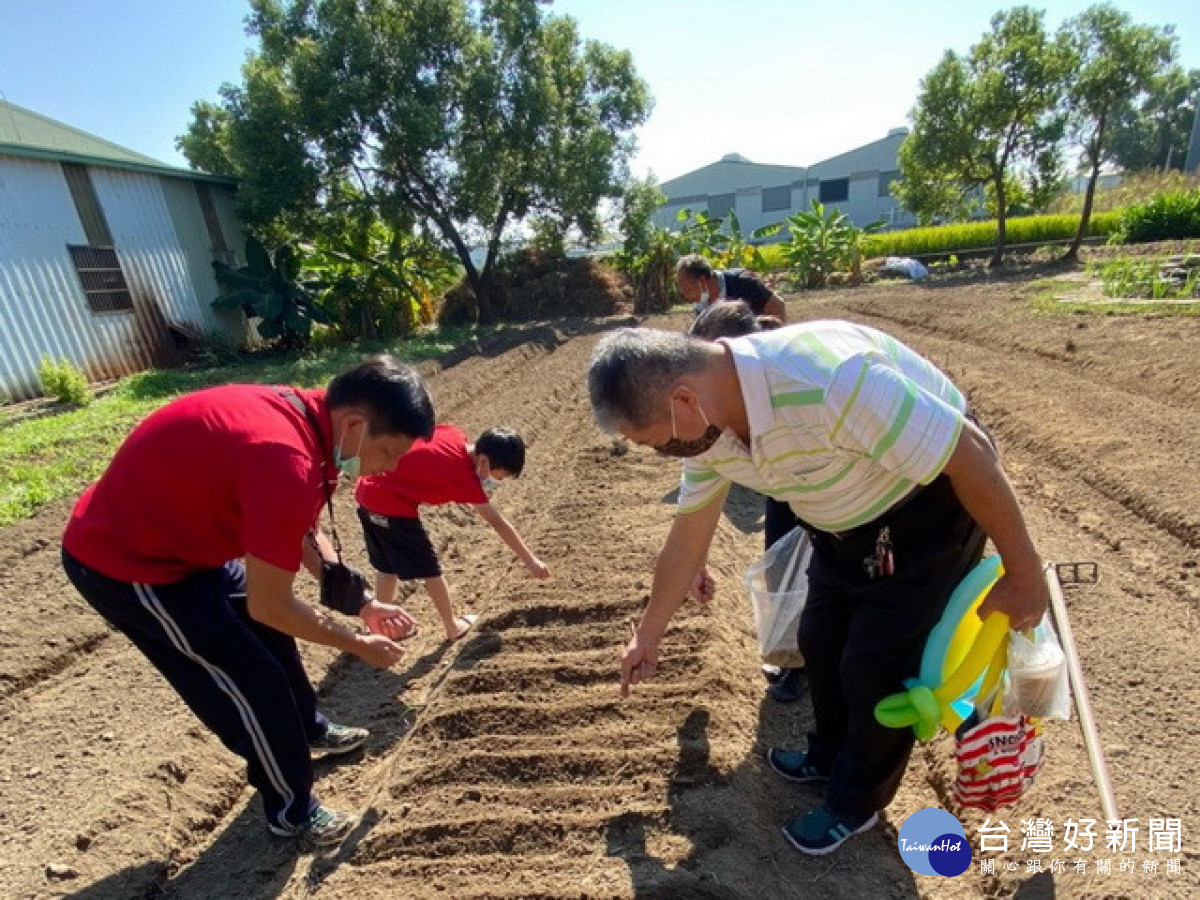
438, 250, 633, 325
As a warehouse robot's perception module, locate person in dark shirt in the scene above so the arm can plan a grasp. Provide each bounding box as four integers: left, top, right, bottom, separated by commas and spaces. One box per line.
675, 254, 787, 321
689, 302, 804, 704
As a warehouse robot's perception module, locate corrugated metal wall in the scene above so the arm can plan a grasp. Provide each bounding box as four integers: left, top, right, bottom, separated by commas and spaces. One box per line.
0, 156, 247, 402
160, 178, 248, 345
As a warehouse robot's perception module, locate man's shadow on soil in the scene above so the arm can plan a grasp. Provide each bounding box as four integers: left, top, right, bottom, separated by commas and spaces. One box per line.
62, 630, 503, 900
604, 698, 924, 900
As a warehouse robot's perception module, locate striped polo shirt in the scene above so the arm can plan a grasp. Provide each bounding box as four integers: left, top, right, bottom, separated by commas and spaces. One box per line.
677, 320, 967, 532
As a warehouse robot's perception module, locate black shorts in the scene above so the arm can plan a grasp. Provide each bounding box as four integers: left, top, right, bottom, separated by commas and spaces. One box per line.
356, 508, 441, 580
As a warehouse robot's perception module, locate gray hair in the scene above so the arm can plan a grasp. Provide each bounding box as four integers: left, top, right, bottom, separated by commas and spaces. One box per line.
587, 328, 710, 431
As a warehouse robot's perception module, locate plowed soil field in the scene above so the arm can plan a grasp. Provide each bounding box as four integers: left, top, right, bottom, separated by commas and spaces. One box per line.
2, 270, 1198, 899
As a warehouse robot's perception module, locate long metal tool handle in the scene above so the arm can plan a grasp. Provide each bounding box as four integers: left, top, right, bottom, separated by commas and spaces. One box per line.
1043, 563, 1120, 823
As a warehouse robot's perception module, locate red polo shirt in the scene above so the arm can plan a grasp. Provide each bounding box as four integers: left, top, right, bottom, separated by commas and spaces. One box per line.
355, 424, 486, 518
63, 385, 338, 583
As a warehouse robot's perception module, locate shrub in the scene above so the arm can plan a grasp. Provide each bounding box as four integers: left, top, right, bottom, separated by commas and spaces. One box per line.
38, 355, 92, 406
1111, 190, 1200, 244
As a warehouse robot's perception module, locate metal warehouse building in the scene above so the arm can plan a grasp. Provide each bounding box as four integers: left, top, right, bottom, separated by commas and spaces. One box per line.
653, 128, 917, 236
0, 100, 247, 402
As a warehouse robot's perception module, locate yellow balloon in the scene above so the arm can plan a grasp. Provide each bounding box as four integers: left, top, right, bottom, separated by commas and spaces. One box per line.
942, 593, 986, 681
933, 613, 1010, 709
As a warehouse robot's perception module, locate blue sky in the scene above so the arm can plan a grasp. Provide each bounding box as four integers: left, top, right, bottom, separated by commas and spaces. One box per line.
2, 0, 1197, 183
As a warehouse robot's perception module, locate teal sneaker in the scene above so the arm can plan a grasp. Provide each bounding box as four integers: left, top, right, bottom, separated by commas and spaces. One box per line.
766, 748, 830, 783
310, 723, 369, 758
782, 806, 879, 855
267, 804, 357, 848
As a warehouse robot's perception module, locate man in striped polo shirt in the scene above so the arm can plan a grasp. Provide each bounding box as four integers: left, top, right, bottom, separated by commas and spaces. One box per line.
587, 321, 1048, 855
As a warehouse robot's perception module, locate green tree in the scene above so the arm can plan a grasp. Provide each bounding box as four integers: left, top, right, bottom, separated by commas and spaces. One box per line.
1060, 4, 1174, 259
897, 7, 1071, 266
1106, 65, 1200, 173
180, 0, 650, 323
612, 176, 678, 314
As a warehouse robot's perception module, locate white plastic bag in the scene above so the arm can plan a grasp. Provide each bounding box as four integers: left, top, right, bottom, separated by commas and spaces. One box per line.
881, 256, 929, 281
1006, 617, 1072, 720
742, 526, 811, 668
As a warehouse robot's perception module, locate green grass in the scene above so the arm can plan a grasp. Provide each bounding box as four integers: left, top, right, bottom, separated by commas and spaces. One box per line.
0, 326, 482, 528
1028, 277, 1200, 318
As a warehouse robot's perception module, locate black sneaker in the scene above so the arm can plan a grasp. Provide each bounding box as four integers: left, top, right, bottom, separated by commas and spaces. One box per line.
782, 806, 878, 855
766, 667, 804, 703
267, 805, 357, 848
766, 748, 830, 783
309, 723, 368, 758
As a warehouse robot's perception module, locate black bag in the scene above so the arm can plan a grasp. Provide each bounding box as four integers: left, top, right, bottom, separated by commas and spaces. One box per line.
319, 559, 369, 616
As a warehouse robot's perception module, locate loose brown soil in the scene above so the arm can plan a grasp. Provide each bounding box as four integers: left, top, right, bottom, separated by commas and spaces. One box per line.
2, 269, 1198, 899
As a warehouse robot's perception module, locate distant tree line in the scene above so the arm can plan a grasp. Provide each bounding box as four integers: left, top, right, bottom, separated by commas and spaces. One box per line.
895, 2, 1198, 265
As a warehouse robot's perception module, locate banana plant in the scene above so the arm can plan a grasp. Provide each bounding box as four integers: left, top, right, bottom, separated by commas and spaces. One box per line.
779, 201, 884, 288
211, 236, 328, 349
303, 221, 457, 339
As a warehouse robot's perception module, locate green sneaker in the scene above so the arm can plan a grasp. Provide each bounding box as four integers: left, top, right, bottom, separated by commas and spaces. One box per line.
766, 748, 829, 783
310, 723, 369, 758
782, 806, 879, 855
267, 804, 357, 848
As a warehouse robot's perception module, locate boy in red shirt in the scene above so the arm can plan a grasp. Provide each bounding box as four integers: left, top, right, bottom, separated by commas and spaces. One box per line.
62, 357, 434, 848
355, 425, 550, 641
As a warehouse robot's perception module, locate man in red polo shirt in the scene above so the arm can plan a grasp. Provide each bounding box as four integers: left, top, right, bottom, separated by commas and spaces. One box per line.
61, 356, 434, 848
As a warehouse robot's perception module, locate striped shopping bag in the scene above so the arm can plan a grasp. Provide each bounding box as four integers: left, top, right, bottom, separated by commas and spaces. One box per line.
952, 714, 1045, 811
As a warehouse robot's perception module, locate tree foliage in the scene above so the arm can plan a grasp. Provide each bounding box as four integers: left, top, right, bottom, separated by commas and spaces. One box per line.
181, 0, 650, 323
1061, 4, 1174, 258
1106, 65, 1200, 173
897, 7, 1071, 265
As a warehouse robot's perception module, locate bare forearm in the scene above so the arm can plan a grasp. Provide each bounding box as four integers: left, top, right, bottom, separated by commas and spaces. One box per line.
639, 497, 724, 642
249, 592, 364, 654
490, 516, 538, 566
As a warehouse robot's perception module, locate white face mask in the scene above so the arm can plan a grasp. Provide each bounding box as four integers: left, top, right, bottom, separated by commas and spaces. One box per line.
480, 476, 501, 496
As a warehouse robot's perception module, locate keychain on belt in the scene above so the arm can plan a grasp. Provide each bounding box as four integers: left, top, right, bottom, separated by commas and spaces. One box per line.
864, 526, 895, 579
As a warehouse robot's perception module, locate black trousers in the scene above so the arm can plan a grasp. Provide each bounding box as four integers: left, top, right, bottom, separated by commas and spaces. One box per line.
62, 549, 329, 829
798, 475, 986, 817
764, 497, 800, 551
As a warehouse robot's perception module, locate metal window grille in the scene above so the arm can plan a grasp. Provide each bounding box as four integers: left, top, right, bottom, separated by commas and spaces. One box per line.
68, 245, 134, 314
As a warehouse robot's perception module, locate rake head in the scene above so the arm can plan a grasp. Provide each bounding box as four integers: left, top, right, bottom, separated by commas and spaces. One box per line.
1053, 561, 1099, 586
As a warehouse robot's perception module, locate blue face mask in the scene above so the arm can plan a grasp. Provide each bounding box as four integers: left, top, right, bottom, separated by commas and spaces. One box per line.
480, 475, 501, 495
335, 424, 366, 479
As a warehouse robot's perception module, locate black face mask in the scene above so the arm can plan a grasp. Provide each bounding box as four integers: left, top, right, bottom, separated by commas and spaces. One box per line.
654, 401, 723, 458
